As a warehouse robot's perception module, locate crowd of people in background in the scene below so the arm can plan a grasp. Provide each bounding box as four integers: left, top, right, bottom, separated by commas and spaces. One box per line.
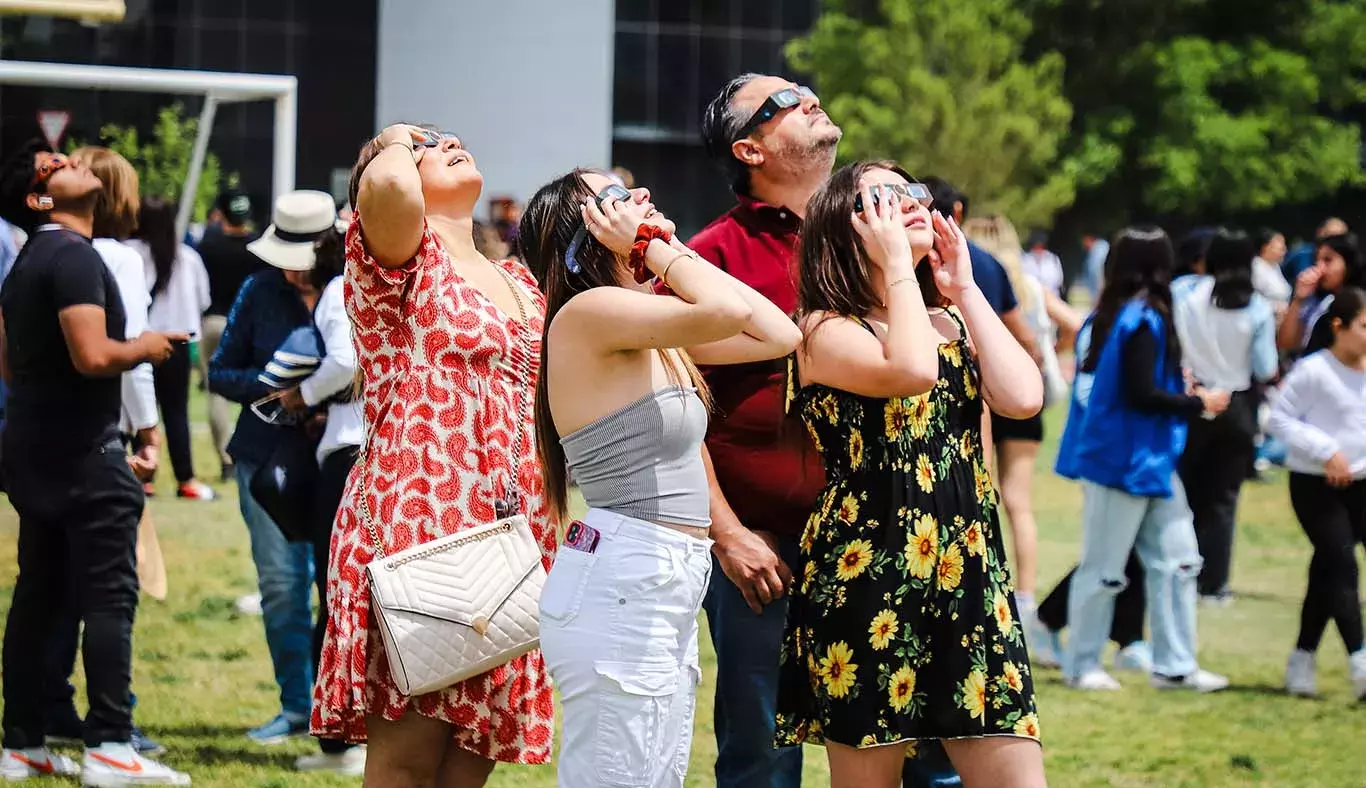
0, 68, 1362, 788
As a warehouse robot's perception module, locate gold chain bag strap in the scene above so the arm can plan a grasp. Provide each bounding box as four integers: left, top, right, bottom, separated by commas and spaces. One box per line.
356, 263, 547, 696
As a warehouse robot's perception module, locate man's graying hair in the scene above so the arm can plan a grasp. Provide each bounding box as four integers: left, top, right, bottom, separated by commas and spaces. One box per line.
702, 73, 763, 197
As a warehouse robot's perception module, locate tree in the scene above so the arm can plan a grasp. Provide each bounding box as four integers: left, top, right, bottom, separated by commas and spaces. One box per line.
92, 103, 225, 223
788, 0, 1080, 229
1023, 0, 1366, 226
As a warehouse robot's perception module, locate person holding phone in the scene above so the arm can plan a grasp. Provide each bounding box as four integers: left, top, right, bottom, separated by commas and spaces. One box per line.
0, 140, 189, 785
520, 167, 800, 787
776, 161, 1046, 788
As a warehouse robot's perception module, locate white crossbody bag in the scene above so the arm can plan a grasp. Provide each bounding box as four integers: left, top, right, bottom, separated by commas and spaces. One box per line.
356, 264, 546, 696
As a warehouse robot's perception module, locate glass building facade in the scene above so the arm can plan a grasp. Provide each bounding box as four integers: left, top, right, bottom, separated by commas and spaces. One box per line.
612, 0, 820, 236
0, 0, 377, 222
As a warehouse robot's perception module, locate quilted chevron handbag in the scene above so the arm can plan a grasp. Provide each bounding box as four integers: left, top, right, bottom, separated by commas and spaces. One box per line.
358, 265, 546, 696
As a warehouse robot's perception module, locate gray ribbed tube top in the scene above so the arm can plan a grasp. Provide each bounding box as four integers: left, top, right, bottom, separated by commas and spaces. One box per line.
560, 385, 710, 527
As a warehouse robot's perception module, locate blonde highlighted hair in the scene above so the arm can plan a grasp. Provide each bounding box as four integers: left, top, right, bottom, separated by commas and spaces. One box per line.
962, 215, 1036, 317
70, 146, 140, 240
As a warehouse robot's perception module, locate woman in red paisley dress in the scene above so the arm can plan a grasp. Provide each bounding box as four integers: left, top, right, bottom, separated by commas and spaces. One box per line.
311, 123, 555, 787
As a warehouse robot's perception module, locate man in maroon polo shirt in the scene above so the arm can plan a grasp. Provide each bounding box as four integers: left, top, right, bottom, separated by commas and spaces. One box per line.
689, 72, 839, 788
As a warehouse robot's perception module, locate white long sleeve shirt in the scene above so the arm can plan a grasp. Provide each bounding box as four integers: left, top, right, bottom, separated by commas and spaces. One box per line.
1267, 350, 1366, 479
306, 277, 362, 463
1173, 276, 1279, 392
128, 239, 211, 339
93, 238, 158, 433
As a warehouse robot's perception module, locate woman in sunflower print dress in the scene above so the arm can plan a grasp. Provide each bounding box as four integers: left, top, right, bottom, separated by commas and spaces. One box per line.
775, 161, 1047, 788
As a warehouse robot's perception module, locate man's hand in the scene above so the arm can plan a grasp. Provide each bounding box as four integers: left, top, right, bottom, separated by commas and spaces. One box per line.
280, 386, 308, 414
713, 526, 792, 615
128, 427, 160, 482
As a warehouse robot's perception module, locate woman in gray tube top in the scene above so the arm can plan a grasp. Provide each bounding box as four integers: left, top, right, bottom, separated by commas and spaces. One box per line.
519, 168, 801, 787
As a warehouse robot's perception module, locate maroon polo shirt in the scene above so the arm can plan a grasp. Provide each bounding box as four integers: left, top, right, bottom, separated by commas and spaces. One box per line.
688, 196, 826, 538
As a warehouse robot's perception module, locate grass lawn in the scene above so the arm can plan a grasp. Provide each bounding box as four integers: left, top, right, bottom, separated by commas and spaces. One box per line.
1, 388, 1364, 787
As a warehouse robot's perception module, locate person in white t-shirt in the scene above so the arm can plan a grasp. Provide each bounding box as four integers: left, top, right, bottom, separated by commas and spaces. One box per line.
128, 197, 214, 501
1022, 230, 1065, 297
1267, 286, 1366, 701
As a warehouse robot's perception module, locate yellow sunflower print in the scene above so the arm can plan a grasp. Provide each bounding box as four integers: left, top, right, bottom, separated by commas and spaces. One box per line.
936, 542, 965, 592
888, 664, 917, 712
837, 493, 861, 524
942, 341, 963, 368
915, 454, 935, 493
849, 430, 864, 470
909, 396, 934, 438
819, 642, 858, 699
963, 368, 977, 399
868, 609, 898, 650
993, 591, 1016, 635
1013, 713, 1041, 738
905, 513, 939, 579
961, 670, 987, 720
884, 398, 912, 440
964, 521, 986, 557
836, 539, 874, 581
1002, 662, 1025, 693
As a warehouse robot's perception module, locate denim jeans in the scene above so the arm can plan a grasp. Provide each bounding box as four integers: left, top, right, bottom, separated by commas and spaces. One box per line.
704, 535, 803, 788
235, 461, 314, 719
540, 509, 712, 788
1065, 476, 1203, 680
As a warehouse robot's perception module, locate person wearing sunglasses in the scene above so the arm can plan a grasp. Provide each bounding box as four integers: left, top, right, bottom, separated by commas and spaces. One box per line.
777, 161, 1045, 788
520, 167, 799, 787
311, 124, 555, 787
684, 72, 847, 788
0, 139, 189, 785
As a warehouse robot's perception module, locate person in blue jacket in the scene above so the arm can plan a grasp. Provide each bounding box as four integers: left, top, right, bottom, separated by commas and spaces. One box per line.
1055, 226, 1233, 693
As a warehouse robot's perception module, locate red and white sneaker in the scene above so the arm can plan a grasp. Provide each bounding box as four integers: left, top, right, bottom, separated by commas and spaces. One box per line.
175, 481, 216, 502
81, 743, 189, 786
1, 747, 80, 780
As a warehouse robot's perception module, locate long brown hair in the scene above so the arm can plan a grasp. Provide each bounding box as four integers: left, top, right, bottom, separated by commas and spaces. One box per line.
519, 168, 712, 522
796, 160, 942, 328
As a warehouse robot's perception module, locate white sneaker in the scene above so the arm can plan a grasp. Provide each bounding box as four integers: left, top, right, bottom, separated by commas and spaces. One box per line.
1285, 649, 1318, 697
1, 747, 80, 780
1349, 650, 1366, 701
234, 594, 263, 616
1067, 669, 1122, 691
81, 743, 190, 786
1150, 669, 1229, 693
1113, 641, 1154, 673
295, 746, 366, 776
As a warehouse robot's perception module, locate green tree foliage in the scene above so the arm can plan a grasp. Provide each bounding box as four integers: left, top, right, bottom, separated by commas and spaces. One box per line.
788, 0, 1079, 228
1024, 0, 1366, 223
95, 103, 224, 223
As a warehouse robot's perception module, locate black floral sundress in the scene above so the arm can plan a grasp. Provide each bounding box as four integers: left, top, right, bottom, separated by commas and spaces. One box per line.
774, 309, 1040, 751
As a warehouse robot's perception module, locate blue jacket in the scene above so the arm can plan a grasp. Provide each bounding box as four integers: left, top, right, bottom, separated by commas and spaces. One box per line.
1055, 300, 1187, 498
207, 268, 313, 466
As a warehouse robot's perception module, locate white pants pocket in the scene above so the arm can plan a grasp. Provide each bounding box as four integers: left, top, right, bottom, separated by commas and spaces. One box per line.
594, 659, 681, 787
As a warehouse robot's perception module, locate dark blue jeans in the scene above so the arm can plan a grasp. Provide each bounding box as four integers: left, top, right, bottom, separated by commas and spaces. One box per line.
704, 536, 803, 788
704, 535, 960, 787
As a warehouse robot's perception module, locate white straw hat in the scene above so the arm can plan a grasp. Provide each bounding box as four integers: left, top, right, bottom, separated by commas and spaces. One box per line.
248, 190, 339, 271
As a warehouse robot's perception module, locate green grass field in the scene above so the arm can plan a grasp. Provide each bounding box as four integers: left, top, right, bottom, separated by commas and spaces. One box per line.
2, 389, 1364, 787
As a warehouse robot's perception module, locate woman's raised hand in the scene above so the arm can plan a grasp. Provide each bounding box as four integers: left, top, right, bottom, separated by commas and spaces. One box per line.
929, 212, 977, 300
852, 184, 913, 273
583, 193, 655, 255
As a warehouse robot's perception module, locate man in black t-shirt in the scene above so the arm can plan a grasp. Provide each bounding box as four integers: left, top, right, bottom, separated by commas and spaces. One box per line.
196, 189, 261, 480
0, 140, 190, 785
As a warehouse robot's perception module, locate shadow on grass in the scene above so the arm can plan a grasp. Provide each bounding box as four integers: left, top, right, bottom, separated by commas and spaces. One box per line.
186, 746, 297, 769
146, 723, 251, 739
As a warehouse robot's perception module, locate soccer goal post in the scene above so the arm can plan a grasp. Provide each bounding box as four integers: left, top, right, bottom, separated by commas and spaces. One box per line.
0, 60, 297, 238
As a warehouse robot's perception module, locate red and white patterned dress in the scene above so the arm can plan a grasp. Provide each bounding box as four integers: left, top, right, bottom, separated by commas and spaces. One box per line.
311, 217, 557, 764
